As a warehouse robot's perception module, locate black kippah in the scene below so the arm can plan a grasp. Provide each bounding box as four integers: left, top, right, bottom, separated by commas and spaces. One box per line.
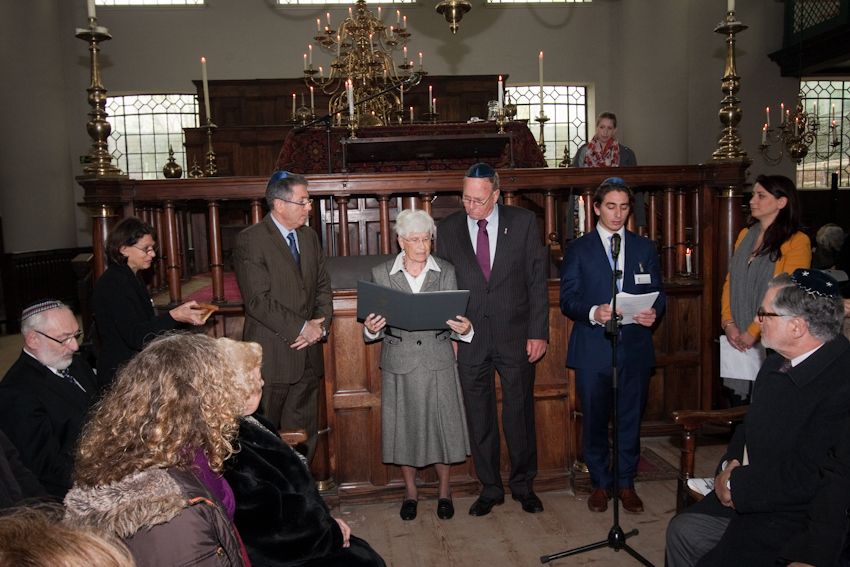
790, 268, 840, 298
466, 163, 496, 178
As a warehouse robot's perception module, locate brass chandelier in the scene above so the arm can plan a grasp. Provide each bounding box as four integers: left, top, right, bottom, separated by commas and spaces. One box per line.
759, 93, 840, 165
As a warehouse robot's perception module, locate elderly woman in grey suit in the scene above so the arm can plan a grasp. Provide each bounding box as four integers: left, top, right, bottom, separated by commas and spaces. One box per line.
363, 209, 472, 522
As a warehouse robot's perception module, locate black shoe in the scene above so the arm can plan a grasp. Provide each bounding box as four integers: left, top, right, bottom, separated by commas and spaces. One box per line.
437, 498, 454, 519
468, 495, 505, 517
512, 491, 544, 513
400, 499, 418, 521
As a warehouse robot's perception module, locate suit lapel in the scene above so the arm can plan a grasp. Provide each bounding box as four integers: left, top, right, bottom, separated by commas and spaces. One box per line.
389, 269, 413, 293
263, 216, 303, 281
420, 269, 440, 292
490, 206, 510, 277
455, 214, 482, 279
23, 355, 89, 408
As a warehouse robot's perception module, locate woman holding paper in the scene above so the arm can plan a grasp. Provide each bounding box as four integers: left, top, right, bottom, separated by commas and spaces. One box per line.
720, 174, 810, 402
362, 209, 472, 522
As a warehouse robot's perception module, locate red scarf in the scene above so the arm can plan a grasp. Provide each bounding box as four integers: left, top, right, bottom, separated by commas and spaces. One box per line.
584, 135, 621, 167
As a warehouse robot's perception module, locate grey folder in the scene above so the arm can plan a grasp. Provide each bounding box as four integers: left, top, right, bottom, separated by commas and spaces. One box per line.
356, 280, 470, 331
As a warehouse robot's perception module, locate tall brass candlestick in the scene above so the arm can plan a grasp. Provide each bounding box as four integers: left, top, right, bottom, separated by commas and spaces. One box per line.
75, 20, 127, 179
709, 11, 749, 162
202, 118, 218, 177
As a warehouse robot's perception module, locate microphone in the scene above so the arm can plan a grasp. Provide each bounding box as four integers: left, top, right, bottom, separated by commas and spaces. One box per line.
611, 233, 621, 262
401, 72, 422, 89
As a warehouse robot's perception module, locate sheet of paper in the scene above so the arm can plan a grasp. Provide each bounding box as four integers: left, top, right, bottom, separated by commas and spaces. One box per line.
614, 291, 660, 324
719, 335, 766, 381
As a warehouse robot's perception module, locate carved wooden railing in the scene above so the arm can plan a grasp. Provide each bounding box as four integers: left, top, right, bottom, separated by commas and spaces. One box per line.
78, 163, 748, 500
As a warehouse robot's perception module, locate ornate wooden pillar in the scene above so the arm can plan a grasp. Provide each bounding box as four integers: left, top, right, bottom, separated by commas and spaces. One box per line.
176, 209, 187, 281
377, 195, 391, 255
90, 205, 116, 282
647, 191, 659, 242
419, 193, 435, 217
691, 187, 701, 277
207, 200, 225, 302
718, 185, 743, 280
163, 200, 182, 304
676, 189, 688, 274
543, 189, 557, 246
662, 187, 676, 281
335, 195, 351, 257
250, 199, 264, 225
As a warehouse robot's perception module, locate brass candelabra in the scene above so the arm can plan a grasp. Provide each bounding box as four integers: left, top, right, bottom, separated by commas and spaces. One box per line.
304, 0, 425, 127
75, 17, 127, 179
759, 95, 840, 165
709, 10, 748, 162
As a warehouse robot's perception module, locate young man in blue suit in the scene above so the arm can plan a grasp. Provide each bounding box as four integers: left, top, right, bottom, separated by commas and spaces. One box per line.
559, 177, 666, 514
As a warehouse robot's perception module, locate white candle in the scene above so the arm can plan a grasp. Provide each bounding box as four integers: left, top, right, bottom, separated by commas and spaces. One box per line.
303, 54, 307, 70
762, 124, 767, 144
310, 86, 314, 112
539, 51, 544, 116
317, 18, 321, 33
87, 0, 96, 19
410, 106, 414, 123
327, 12, 331, 26
404, 16, 408, 29
201, 57, 211, 121
377, 7, 381, 20
780, 103, 785, 125
308, 45, 313, 66
498, 76, 504, 110
765, 106, 770, 128
419, 52, 423, 68
400, 85, 403, 107
319, 66, 324, 79
432, 98, 436, 114
832, 103, 836, 123
369, 34, 374, 56
403, 46, 407, 62
578, 195, 585, 234
397, 10, 401, 25
337, 35, 341, 58
429, 85, 433, 110
349, 7, 352, 19
347, 80, 354, 118
686, 248, 692, 274
292, 93, 296, 115
727, 0, 734, 12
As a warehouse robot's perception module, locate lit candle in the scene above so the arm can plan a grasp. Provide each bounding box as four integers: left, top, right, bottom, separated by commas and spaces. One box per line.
429, 85, 433, 110
419, 52, 423, 68
403, 15, 407, 29
539, 51, 544, 117
780, 102, 785, 125
727, 0, 734, 12
400, 85, 404, 107
310, 86, 314, 112
762, 124, 767, 144
832, 103, 836, 122
410, 106, 414, 123
765, 106, 769, 128
397, 9, 401, 25
833, 119, 838, 144
795, 116, 800, 136
578, 195, 585, 234
317, 18, 321, 33
303, 53, 307, 70
327, 12, 331, 26
87, 0, 96, 19
347, 79, 354, 118
369, 33, 374, 56
686, 248, 692, 274
349, 7, 352, 18
389, 25, 394, 39
814, 101, 817, 117
498, 76, 504, 110
292, 93, 296, 115
432, 98, 436, 114
383, 69, 387, 82
319, 66, 323, 79
201, 57, 212, 121
308, 45, 313, 66
403, 46, 407, 62
337, 35, 341, 57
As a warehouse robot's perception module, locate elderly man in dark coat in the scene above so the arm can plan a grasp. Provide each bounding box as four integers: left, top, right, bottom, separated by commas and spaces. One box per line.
665, 269, 850, 567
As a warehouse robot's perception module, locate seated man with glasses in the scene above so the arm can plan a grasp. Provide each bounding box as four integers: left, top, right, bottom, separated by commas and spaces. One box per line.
0, 300, 99, 500
666, 269, 850, 567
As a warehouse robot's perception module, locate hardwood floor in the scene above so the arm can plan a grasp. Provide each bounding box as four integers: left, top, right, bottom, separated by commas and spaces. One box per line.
337, 437, 729, 567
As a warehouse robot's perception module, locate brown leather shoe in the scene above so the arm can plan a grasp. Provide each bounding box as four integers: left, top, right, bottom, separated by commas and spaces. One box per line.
619, 489, 644, 513
587, 488, 612, 512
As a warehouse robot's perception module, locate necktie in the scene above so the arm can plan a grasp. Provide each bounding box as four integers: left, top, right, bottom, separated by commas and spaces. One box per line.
59, 368, 85, 392
287, 233, 301, 271
476, 219, 490, 281
778, 358, 792, 373
608, 236, 621, 292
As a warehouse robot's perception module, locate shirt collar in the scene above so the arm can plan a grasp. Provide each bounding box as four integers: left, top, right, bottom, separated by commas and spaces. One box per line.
270, 213, 295, 240
389, 251, 441, 275
791, 343, 824, 367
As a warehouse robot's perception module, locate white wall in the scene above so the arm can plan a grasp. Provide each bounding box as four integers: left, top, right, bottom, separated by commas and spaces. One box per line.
1, 0, 800, 252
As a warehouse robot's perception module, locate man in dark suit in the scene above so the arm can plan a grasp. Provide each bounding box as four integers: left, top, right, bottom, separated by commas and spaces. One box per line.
666, 269, 850, 567
234, 172, 333, 463
436, 163, 549, 517
0, 300, 99, 499
559, 177, 666, 514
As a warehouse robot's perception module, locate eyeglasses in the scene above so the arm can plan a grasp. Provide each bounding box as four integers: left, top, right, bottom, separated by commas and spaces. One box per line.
132, 245, 158, 255
36, 330, 82, 346
756, 307, 781, 322
461, 190, 497, 207
400, 236, 432, 246
279, 198, 313, 207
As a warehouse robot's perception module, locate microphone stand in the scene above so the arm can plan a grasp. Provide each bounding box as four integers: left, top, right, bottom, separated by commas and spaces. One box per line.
541, 234, 654, 567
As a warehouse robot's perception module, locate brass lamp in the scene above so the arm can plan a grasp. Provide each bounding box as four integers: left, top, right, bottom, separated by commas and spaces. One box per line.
436, 0, 471, 35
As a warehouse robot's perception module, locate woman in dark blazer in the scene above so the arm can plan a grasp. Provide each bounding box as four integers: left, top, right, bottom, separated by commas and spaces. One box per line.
92, 217, 203, 385
363, 209, 472, 522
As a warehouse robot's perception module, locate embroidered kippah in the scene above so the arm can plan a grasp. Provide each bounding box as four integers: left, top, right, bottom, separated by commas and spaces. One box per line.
601, 177, 629, 188
21, 299, 63, 322
790, 268, 840, 298
267, 170, 290, 188
466, 163, 496, 178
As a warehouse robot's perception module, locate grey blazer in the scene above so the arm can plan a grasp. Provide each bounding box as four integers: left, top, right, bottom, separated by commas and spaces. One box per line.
364, 256, 464, 376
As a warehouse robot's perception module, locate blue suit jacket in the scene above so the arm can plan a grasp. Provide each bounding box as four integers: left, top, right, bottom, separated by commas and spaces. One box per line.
559, 229, 666, 370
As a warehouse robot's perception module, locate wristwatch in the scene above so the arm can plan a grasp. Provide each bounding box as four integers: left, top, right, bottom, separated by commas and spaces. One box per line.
320, 324, 329, 340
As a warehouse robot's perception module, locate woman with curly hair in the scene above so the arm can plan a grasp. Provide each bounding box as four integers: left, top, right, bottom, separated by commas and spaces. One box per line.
64, 333, 248, 567
218, 338, 386, 567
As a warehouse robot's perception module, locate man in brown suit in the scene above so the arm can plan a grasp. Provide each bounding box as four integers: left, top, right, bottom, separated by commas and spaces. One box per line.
234, 171, 333, 463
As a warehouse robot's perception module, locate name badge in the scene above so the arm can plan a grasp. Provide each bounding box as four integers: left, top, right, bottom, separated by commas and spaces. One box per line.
634, 273, 651, 285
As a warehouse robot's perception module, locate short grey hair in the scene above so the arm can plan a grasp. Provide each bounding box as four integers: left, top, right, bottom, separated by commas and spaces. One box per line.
816, 224, 845, 251
768, 273, 845, 342
265, 172, 308, 209
21, 302, 72, 336
395, 209, 435, 240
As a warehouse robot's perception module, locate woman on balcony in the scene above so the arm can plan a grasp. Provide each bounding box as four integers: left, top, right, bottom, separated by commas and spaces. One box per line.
721, 174, 811, 404
218, 337, 386, 567
571, 111, 637, 168
362, 209, 472, 522
93, 217, 205, 385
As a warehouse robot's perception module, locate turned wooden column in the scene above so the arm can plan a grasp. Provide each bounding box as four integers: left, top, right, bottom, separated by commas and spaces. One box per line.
647, 191, 659, 242
90, 205, 116, 282
501, 190, 516, 206
662, 187, 676, 281
583, 187, 595, 230
718, 186, 743, 279
176, 210, 187, 281
543, 189, 557, 245
335, 195, 351, 257
250, 199, 263, 225
691, 187, 701, 277
676, 189, 687, 274
377, 195, 391, 255
163, 201, 182, 303
419, 193, 435, 217
207, 200, 225, 302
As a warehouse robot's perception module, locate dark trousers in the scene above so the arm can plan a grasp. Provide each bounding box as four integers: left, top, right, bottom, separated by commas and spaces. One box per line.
259, 359, 319, 464
458, 336, 538, 500
574, 360, 651, 490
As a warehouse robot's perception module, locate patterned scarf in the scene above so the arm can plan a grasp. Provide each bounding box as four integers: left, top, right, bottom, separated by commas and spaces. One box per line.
584, 135, 621, 167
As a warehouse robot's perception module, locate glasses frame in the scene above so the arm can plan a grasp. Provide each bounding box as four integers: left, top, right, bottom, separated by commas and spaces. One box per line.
461, 189, 498, 207
399, 236, 433, 246
132, 244, 158, 255
35, 330, 82, 346
279, 198, 314, 208
756, 307, 781, 322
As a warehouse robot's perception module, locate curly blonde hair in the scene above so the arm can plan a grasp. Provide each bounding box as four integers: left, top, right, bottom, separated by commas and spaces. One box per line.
217, 337, 263, 400
74, 333, 243, 488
